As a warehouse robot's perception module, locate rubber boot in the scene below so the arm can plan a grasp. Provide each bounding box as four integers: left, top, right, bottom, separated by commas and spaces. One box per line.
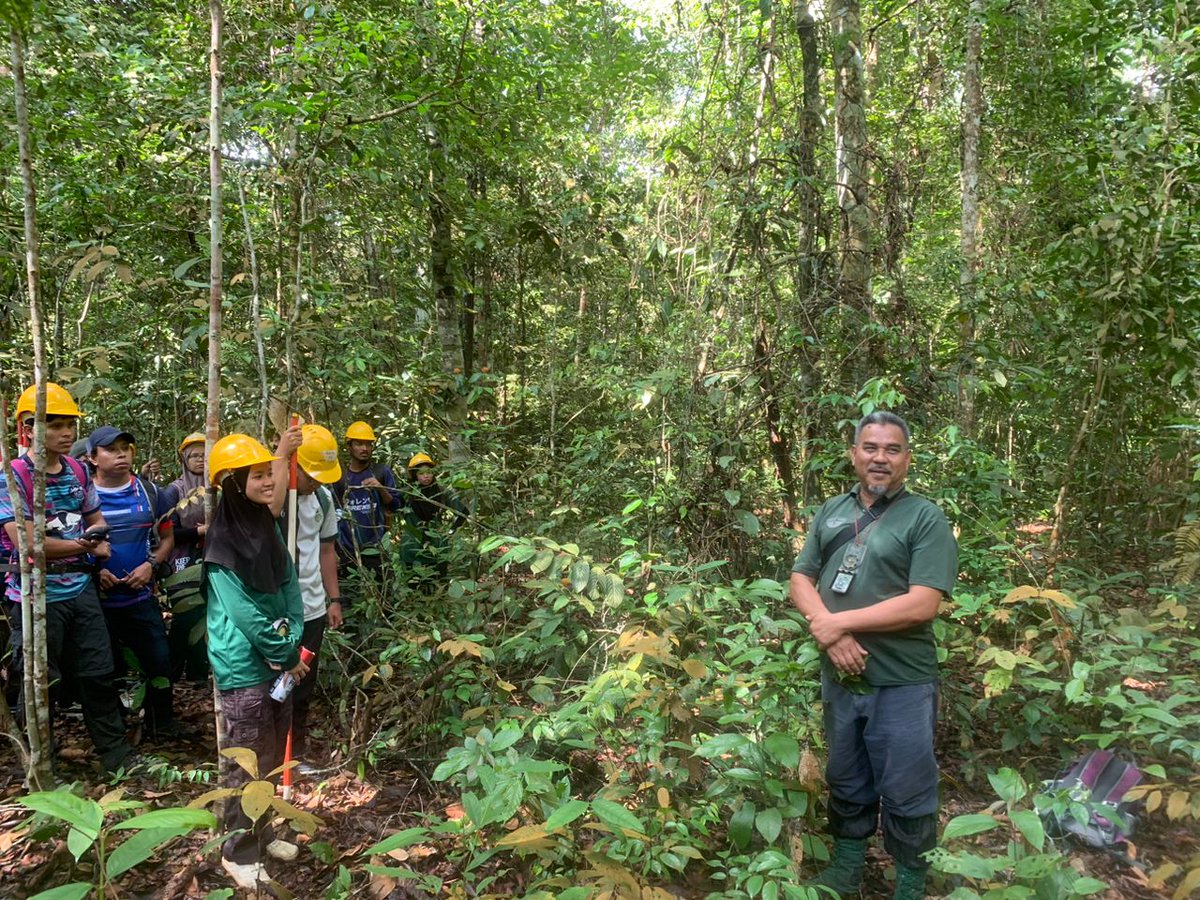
804, 836, 868, 897
892, 864, 928, 900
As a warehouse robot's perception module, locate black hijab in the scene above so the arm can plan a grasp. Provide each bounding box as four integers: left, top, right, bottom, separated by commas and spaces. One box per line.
204, 467, 290, 594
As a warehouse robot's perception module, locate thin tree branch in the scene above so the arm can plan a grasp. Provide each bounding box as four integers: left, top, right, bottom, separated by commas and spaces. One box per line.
343, 83, 462, 126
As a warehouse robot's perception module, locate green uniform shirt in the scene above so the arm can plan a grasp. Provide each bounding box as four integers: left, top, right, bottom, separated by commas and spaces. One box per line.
204, 561, 304, 691
793, 484, 958, 685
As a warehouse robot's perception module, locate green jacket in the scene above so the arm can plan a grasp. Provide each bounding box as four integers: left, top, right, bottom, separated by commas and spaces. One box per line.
204, 561, 304, 691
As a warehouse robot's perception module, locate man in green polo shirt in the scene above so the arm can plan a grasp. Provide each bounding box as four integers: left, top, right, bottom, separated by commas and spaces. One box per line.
790, 411, 957, 900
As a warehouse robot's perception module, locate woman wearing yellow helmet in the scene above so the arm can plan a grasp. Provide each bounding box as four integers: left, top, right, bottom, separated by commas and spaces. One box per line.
203, 434, 307, 889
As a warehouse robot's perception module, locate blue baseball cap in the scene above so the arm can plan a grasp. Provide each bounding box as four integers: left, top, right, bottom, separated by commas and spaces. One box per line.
86, 425, 136, 455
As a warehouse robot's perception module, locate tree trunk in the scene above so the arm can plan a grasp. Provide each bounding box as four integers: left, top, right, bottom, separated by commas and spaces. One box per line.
9, 22, 54, 789
206, 0, 224, 517
754, 324, 799, 532
831, 0, 871, 313
959, 0, 984, 435
428, 125, 469, 467
239, 178, 269, 439
1047, 357, 1106, 573
207, 0, 225, 760
794, 0, 823, 300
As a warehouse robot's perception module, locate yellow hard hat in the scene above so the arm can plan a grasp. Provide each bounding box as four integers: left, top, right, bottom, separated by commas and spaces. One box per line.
208, 433, 277, 486
297, 424, 342, 484
345, 421, 376, 442
408, 452, 435, 469
16, 383, 82, 420
178, 432, 206, 454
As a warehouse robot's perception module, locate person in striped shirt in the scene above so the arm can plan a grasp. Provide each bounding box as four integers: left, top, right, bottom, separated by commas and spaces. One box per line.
86, 425, 182, 740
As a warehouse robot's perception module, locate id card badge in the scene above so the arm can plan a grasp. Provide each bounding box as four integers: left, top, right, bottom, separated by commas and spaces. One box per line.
831, 571, 854, 594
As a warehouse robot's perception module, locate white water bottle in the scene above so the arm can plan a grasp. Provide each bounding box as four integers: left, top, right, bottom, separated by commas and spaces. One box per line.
270, 646, 315, 701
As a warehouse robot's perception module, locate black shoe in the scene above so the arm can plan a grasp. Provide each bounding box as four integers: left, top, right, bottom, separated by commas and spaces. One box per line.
152, 719, 201, 741
107, 751, 165, 778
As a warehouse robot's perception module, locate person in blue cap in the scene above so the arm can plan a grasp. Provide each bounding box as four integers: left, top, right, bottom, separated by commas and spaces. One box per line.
86, 425, 184, 740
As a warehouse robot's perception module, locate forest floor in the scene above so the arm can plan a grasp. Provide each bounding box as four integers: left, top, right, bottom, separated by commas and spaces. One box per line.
0, 681, 1183, 899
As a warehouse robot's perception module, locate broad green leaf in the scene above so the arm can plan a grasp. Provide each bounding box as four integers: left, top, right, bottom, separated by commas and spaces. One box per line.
1135, 706, 1180, 726
489, 727, 522, 752
362, 827, 430, 857
763, 733, 800, 768
67, 828, 94, 863
733, 509, 760, 537
1069, 877, 1108, 896
693, 733, 750, 759
987, 768, 1027, 805
591, 798, 644, 835
569, 560, 591, 592
529, 549, 555, 574
111, 808, 217, 831
729, 801, 755, 849
432, 748, 473, 782
28, 885, 91, 900
755, 807, 783, 844
603, 573, 625, 608
107, 826, 192, 878
1010, 809, 1045, 850
545, 799, 589, 831
20, 792, 102, 849
942, 814, 1000, 840
19, 792, 102, 840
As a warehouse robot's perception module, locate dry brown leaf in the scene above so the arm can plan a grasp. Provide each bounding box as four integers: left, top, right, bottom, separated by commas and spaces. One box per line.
367, 872, 397, 899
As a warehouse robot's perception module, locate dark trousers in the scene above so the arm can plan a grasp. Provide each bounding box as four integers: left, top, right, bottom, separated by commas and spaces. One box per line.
6, 584, 131, 771
291, 615, 326, 758
103, 597, 175, 733
821, 674, 940, 868
219, 683, 291, 865
167, 591, 209, 682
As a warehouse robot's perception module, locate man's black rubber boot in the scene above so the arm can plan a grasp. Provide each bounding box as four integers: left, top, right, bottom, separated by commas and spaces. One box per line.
804, 836, 868, 896
892, 863, 928, 900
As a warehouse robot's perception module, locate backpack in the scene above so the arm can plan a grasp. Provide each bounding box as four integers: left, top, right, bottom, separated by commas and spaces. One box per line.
132, 475, 162, 552
10, 455, 92, 525
1038, 749, 1142, 849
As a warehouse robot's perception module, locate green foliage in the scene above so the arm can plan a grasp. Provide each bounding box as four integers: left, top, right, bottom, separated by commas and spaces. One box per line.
930, 768, 1109, 898
17, 785, 216, 896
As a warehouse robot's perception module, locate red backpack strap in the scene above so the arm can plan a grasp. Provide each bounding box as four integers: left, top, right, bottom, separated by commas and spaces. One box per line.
61, 455, 90, 491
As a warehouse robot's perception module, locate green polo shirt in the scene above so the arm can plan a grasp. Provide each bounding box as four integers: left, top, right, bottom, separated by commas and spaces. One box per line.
793, 484, 958, 685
